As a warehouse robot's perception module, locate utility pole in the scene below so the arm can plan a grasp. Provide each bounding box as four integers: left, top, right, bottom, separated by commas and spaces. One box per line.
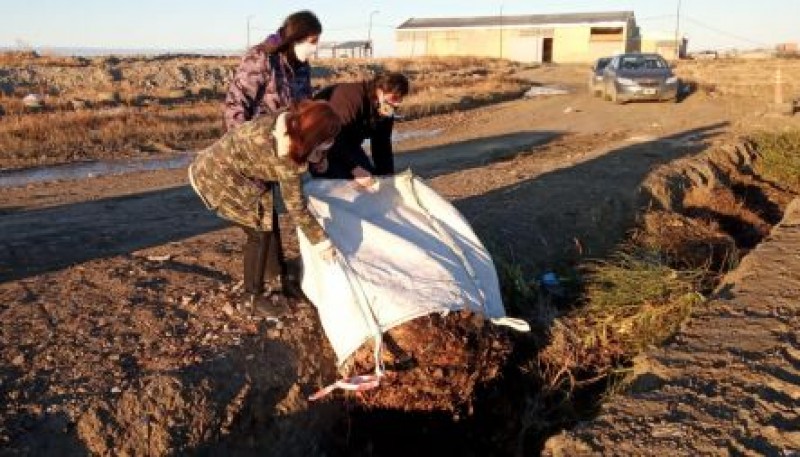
499, 4, 504, 59
673, 0, 682, 59
246, 14, 255, 49
368, 10, 380, 57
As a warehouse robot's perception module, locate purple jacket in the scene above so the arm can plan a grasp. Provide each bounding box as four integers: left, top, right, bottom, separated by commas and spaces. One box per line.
223, 34, 313, 131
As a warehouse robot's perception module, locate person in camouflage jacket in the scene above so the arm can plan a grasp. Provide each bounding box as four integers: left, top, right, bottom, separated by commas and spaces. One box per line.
190, 100, 341, 301
224, 10, 321, 131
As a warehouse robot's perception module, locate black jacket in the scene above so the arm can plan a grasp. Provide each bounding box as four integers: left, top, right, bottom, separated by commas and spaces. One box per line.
312, 81, 394, 178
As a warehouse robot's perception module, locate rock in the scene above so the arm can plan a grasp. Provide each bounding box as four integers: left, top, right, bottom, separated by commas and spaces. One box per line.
70, 98, 90, 110
95, 91, 120, 105
222, 303, 235, 317
146, 254, 172, 262
22, 93, 44, 109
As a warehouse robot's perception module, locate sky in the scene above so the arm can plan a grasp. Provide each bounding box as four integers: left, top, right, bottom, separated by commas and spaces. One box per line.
1, 0, 798, 56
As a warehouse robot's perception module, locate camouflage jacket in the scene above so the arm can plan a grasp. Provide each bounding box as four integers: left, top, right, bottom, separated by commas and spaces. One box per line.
188, 114, 327, 246
223, 36, 313, 131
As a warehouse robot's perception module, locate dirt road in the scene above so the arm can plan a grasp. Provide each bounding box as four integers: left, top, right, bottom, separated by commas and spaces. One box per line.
1, 66, 799, 455
1, 82, 734, 281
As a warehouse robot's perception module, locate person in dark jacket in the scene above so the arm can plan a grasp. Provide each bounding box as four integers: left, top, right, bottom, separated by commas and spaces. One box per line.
224, 10, 322, 131
189, 100, 341, 309
311, 72, 410, 189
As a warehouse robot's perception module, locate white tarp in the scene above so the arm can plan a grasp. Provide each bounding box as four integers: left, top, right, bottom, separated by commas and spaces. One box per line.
298, 171, 510, 366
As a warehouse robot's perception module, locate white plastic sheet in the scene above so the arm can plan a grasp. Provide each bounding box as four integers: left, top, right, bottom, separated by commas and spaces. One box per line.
299, 171, 509, 366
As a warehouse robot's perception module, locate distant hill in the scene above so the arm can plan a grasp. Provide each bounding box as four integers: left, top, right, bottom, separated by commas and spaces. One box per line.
0, 46, 242, 57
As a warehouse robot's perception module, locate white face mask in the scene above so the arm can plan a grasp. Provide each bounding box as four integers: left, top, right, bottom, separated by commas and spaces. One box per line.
293, 41, 318, 62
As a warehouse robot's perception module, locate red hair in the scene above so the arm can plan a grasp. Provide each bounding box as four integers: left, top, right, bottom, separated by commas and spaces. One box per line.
285, 100, 341, 165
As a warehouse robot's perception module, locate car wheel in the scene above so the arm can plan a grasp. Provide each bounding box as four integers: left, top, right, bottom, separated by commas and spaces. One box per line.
610, 86, 623, 104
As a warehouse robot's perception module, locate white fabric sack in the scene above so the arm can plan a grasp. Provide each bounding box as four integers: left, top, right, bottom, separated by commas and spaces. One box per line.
299, 171, 508, 366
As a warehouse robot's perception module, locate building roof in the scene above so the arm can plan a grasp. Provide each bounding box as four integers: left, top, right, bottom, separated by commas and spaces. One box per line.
397, 11, 634, 30
319, 40, 371, 50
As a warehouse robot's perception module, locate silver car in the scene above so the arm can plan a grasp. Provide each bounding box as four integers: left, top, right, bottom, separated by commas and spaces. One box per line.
601, 53, 679, 103
589, 57, 612, 97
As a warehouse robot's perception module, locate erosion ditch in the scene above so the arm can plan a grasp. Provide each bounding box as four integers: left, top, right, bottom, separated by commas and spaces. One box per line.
328, 138, 799, 456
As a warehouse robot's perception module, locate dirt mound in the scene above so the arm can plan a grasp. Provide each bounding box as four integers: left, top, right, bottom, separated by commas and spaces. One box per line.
344, 311, 514, 415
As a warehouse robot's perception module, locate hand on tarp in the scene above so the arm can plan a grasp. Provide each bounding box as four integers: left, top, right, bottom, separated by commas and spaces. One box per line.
351, 166, 380, 193
310, 157, 329, 174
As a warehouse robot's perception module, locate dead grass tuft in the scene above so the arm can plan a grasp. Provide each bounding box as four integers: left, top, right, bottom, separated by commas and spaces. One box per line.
635, 211, 738, 273
751, 130, 800, 192
538, 248, 704, 392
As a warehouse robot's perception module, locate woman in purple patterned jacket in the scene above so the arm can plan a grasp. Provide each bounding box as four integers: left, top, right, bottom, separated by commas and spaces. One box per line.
224, 10, 321, 131
222, 10, 322, 303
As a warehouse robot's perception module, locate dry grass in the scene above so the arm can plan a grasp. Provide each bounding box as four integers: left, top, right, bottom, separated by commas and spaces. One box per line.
0, 103, 223, 168
750, 130, 800, 192
634, 211, 738, 273
537, 248, 704, 392
0, 53, 531, 169
314, 56, 531, 120
675, 58, 800, 99
0, 51, 88, 68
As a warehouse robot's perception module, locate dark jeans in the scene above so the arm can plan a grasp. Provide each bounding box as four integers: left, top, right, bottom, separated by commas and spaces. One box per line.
241, 207, 285, 295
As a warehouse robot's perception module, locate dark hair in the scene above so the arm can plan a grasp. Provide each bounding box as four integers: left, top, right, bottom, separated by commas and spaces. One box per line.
372, 72, 410, 97
261, 10, 322, 55
285, 100, 341, 165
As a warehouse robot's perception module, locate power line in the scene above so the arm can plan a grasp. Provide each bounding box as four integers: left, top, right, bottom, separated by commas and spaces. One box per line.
681, 15, 771, 48
636, 14, 677, 22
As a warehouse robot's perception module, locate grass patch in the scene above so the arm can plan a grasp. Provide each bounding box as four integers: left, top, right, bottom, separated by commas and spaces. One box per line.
0, 53, 532, 169
574, 250, 703, 354
751, 130, 800, 192
533, 247, 705, 393
0, 103, 223, 168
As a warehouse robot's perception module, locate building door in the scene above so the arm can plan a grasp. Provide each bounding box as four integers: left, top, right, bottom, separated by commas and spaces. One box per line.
542, 38, 553, 63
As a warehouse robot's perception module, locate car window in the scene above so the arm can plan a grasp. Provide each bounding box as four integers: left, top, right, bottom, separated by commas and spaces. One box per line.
596, 58, 611, 71
620, 56, 667, 70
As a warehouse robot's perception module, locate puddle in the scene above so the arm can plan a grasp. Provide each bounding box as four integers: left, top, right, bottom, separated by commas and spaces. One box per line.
0, 129, 446, 188
0, 153, 195, 188
391, 128, 444, 143
625, 134, 702, 148
364, 128, 445, 148
524, 86, 570, 97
